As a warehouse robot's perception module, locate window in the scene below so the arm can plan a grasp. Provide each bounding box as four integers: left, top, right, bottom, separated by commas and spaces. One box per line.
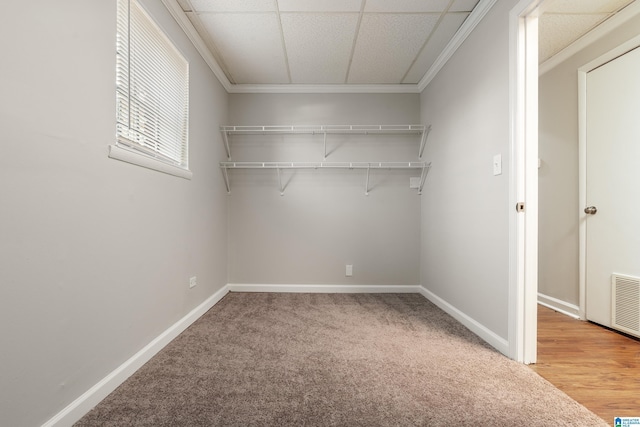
112, 0, 190, 178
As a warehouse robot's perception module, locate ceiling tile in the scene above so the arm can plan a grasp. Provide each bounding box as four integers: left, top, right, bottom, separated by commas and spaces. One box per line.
364, 0, 451, 13
281, 13, 359, 83
542, 0, 633, 14
278, 0, 362, 12
403, 12, 469, 83
450, 0, 480, 12
539, 13, 609, 62
348, 14, 439, 83
190, 0, 276, 13
198, 13, 289, 83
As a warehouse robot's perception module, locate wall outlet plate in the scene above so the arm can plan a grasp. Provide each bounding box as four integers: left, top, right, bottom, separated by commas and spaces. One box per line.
346, 265, 353, 277
493, 154, 502, 176
189, 276, 197, 288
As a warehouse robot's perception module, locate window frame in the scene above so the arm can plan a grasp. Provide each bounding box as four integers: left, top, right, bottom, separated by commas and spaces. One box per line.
110, 0, 192, 179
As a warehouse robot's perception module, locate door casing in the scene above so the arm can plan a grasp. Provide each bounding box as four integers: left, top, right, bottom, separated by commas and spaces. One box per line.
577, 34, 640, 321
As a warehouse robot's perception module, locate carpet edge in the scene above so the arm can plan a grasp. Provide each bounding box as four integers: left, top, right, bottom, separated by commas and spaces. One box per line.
42, 285, 230, 427
418, 286, 510, 356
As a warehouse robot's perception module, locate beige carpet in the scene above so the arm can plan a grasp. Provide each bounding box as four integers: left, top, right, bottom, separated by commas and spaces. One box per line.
75, 293, 606, 426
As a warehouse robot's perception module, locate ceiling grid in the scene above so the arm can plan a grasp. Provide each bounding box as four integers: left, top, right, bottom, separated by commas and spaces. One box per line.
175, 0, 636, 91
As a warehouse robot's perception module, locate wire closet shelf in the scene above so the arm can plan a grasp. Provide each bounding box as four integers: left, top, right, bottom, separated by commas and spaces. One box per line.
219, 124, 431, 159
219, 161, 431, 196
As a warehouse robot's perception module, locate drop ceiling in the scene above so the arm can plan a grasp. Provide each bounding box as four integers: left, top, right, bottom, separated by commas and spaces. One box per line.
172, 0, 637, 92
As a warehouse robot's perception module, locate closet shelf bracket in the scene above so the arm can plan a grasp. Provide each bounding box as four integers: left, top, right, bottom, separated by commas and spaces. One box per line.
419, 125, 431, 158
219, 161, 431, 196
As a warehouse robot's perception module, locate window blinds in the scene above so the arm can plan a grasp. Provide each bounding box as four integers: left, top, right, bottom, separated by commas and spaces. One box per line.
116, 0, 189, 169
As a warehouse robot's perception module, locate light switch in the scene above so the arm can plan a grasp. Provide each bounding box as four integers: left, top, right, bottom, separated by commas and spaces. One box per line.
493, 154, 502, 176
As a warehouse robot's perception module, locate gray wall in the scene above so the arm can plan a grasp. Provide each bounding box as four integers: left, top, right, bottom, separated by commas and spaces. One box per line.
0, 1, 229, 426
227, 94, 422, 286
538, 13, 640, 305
419, 0, 515, 340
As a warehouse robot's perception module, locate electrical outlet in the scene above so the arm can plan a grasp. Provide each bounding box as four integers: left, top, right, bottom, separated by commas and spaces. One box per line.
189, 276, 197, 289
346, 265, 353, 277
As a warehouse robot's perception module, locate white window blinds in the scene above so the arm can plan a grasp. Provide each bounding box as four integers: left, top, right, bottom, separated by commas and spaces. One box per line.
116, 0, 189, 170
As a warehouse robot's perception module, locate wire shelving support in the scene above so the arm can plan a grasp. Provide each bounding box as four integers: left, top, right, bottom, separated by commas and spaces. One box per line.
219, 124, 431, 159
219, 161, 431, 196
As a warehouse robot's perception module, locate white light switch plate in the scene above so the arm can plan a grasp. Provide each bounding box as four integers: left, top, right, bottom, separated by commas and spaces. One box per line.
493, 154, 502, 176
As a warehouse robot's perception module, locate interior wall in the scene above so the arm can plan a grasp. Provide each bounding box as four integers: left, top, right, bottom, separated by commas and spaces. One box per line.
538, 12, 640, 306
227, 93, 422, 286
419, 0, 518, 341
0, 1, 228, 425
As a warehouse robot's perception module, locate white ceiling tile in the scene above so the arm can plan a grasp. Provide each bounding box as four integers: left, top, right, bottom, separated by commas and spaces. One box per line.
190, 0, 276, 13
365, 0, 451, 13
198, 13, 289, 83
348, 14, 439, 84
403, 12, 469, 83
278, 0, 362, 12
450, 0, 480, 12
179, 0, 632, 87
542, 0, 633, 14
539, 13, 609, 62
281, 13, 359, 83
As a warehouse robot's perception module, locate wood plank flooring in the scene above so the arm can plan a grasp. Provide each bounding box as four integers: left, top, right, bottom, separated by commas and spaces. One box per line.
530, 305, 640, 426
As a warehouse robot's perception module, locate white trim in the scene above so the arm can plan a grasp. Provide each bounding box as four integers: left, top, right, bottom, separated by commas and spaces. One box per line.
108, 145, 193, 180
539, 1, 640, 76
42, 283, 512, 426
160, 0, 233, 92
508, 0, 543, 364
417, 0, 498, 92
226, 84, 421, 94
537, 293, 580, 319
42, 285, 230, 427
160, 0, 497, 94
578, 70, 588, 321
229, 284, 510, 355
577, 33, 640, 323
227, 284, 421, 293
419, 286, 510, 356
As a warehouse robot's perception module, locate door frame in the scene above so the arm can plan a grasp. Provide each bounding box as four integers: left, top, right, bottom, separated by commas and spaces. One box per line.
509, 0, 543, 364
578, 34, 640, 321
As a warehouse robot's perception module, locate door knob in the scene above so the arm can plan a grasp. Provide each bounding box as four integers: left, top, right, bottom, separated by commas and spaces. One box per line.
584, 206, 598, 215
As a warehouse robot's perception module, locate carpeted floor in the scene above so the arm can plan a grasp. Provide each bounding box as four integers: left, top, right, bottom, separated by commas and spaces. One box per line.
75, 293, 607, 426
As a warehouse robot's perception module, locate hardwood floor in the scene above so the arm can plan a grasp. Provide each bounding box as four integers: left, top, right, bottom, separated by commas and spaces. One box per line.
530, 305, 640, 426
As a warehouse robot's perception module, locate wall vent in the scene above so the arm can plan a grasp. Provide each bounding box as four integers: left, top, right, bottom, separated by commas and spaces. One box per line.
611, 273, 640, 338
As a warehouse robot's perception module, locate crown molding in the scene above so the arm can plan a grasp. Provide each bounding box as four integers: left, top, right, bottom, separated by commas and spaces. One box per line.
162, 0, 494, 95
417, 0, 499, 92
227, 83, 422, 94
539, 0, 640, 76
160, 0, 232, 92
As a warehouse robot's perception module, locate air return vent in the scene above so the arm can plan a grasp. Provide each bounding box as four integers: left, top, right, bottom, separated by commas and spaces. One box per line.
611, 274, 640, 338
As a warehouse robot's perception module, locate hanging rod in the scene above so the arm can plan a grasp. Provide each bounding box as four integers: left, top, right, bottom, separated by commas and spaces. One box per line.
219, 161, 431, 196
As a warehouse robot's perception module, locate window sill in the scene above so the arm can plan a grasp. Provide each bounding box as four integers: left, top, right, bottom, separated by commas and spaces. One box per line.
108, 145, 192, 180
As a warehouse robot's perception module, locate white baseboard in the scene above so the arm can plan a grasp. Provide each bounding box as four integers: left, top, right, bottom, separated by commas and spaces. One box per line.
43, 285, 230, 427
418, 286, 510, 357
227, 284, 422, 293
44, 283, 513, 426
537, 293, 580, 319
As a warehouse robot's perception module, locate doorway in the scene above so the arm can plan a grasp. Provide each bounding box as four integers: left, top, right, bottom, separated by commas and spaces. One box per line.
578, 36, 640, 330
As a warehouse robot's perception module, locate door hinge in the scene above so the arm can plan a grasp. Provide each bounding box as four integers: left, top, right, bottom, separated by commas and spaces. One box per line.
516, 202, 525, 213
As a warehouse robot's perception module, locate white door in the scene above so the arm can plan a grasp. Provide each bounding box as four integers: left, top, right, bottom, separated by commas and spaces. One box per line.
585, 46, 640, 326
